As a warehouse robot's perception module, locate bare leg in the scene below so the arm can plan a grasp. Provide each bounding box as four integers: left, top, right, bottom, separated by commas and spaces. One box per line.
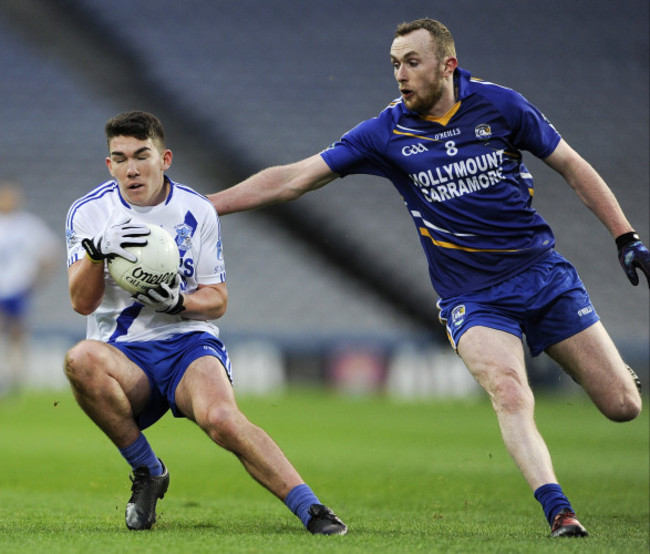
4, 317, 26, 391
458, 326, 557, 490
63, 339, 151, 448
174, 356, 304, 500
545, 321, 641, 421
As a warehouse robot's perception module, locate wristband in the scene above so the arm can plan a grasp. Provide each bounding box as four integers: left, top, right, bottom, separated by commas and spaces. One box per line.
85, 252, 104, 264
615, 232, 640, 250
81, 238, 105, 263
165, 295, 186, 315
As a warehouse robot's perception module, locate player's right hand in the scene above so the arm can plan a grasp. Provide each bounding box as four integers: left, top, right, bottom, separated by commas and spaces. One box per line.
82, 216, 150, 263
616, 232, 650, 288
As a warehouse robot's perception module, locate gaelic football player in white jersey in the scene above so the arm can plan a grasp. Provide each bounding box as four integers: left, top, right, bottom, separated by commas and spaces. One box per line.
64, 111, 346, 535
0, 182, 58, 393
208, 19, 649, 538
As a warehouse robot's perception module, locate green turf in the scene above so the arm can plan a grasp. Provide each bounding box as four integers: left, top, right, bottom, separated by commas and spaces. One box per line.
0, 388, 647, 553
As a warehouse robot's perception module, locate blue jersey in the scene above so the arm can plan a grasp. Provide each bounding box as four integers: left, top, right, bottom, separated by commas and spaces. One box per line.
321, 67, 561, 298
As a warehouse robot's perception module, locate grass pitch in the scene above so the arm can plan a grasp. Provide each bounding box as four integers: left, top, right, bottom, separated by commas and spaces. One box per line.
0, 387, 647, 553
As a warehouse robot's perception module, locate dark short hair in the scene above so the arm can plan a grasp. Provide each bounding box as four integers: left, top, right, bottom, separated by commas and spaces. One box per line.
394, 19, 456, 61
105, 111, 166, 149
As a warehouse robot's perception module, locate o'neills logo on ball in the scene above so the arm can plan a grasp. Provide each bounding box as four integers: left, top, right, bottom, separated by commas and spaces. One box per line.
125, 268, 176, 288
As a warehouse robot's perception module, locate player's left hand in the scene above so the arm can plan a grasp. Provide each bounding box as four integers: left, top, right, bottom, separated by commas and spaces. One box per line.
134, 274, 186, 314
616, 232, 650, 288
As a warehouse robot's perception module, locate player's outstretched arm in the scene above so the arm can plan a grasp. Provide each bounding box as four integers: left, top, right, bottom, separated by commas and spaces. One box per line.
544, 139, 633, 238
544, 139, 650, 287
208, 154, 338, 216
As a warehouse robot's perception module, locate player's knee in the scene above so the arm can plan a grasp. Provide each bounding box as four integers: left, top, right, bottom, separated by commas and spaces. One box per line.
604, 391, 642, 422
202, 404, 247, 448
64, 344, 83, 383
63, 341, 105, 387
489, 369, 534, 415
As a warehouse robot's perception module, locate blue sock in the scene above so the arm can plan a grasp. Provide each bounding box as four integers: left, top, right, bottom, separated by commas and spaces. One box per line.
534, 483, 573, 526
119, 434, 163, 476
284, 484, 320, 527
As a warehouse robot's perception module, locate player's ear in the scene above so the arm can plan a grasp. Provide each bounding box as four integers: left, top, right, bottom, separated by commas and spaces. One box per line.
162, 149, 173, 170
442, 56, 458, 77
105, 156, 115, 175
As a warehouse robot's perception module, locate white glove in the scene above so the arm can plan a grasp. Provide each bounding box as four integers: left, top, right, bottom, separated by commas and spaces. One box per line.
134, 274, 185, 315
82, 216, 150, 263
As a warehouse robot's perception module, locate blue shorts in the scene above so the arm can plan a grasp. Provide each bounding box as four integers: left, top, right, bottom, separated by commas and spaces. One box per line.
0, 291, 30, 319
110, 332, 233, 430
437, 251, 600, 357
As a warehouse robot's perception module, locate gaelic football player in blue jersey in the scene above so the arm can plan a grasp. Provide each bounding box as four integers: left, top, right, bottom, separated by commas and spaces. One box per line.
64, 111, 347, 535
209, 19, 649, 538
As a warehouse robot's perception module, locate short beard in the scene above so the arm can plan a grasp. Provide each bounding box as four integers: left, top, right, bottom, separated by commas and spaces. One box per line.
414, 79, 445, 115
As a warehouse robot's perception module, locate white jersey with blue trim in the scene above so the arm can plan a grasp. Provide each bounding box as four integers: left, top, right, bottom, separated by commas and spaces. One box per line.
0, 210, 57, 298
321, 67, 561, 298
65, 178, 226, 343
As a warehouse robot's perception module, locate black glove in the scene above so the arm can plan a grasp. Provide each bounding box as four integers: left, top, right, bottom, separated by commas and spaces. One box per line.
616, 232, 650, 288
134, 274, 185, 315
82, 216, 150, 263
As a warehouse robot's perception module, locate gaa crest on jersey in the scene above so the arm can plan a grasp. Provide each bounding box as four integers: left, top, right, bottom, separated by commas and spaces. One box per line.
401, 143, 429, 156
173, 223, 193, 255
475, 123, 492, 140
451, 304, 466, 328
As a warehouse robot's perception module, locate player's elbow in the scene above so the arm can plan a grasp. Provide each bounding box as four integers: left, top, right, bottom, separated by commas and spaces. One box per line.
71, 298, 99, 316
203, 293, 227, 320
182, 299, 227, 321
212, 291, 228, 319
278, 156, 334, 202
273, 168, 308, 202
69, 288, 101, 315
278, 184, 307, 203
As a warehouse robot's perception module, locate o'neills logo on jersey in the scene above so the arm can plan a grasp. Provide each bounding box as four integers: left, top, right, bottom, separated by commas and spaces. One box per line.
475, 123, 492, 140
409, 150, 505, 203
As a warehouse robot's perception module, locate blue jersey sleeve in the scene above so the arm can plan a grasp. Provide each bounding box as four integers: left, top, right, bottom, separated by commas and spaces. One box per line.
512, 96, 561, 158
481, 85, 561, 159
320, 134, 377, 177
321, 106, 399, 178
